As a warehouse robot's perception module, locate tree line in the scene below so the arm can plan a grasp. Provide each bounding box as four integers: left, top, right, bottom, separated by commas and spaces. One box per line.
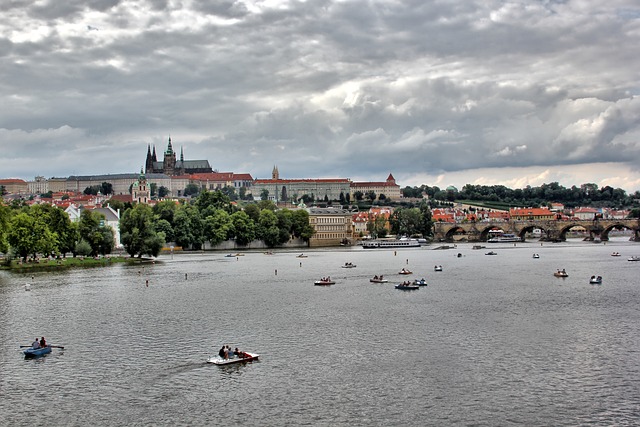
402, 182, 640, 210
0, 190, 316, 262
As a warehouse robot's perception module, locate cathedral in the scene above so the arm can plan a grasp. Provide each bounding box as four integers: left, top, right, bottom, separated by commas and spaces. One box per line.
145, 137, 213, 176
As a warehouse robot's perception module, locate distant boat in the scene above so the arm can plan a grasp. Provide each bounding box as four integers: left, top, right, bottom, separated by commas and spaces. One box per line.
362, 238, 421, 249
23, 346, 52, 358
533, 254, 540, 259
554, 270, 569, 278
25, 283, 31, 291
589, 276, 603, 284
487, 233, 522, 243
296, 254, 308, 258
434, 265, 443, 272
398, 269, 413, 275
611, 252, 621, 257
370, 277, 388, 283
485, 251, 497, 256
341, 263, 356, 268
314, 279, 335, 286
395, 283, 419, 290
628, 256, 640, 262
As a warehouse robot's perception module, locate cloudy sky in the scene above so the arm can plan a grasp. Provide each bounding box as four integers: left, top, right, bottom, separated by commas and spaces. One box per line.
1, 0, 640, 193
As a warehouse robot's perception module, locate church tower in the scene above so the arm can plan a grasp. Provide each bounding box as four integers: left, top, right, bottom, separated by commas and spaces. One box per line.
272, 165, 279, 180
163, 137, 177, 176
132, 168, 150, 204
145, 144, 153, 174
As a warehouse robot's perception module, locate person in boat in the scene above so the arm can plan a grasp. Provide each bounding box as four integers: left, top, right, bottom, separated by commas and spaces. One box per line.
227, 345, 234, 358
32, 338, 40, 349
219, 345, 226, 359
39, 337, 47, 348
373, 275, 378, 280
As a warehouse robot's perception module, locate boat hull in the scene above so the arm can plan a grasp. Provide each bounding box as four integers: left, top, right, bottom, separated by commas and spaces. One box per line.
23, 346, 52, 358
314, 281, 335, 286
370, 279, 388, 283
395, 284, 419, 290
207, 352, 259, 365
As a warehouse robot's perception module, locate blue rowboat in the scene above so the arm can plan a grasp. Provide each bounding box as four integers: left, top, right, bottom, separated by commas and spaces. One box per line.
23, 346, 52, 358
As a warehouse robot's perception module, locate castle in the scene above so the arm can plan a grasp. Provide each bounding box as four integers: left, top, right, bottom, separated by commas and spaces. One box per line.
145, 137, 212, 176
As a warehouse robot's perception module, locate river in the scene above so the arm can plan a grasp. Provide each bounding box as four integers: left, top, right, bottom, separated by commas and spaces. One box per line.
1, 238, 640, 426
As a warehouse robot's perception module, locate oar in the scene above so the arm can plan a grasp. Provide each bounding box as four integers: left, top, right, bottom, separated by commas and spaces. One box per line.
20, 345, 32, 348
49, 345, 65, 349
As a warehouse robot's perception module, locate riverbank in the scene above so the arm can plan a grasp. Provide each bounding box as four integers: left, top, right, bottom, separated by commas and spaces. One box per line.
0, 256, 156, 272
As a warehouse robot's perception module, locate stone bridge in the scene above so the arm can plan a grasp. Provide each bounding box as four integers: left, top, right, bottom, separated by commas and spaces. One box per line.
433, 218, 640, 243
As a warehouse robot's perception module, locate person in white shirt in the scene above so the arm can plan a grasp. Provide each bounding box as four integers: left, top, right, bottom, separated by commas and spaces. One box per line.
32, 338, 40, 349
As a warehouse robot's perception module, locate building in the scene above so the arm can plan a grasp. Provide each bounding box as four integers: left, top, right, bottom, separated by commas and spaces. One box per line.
189, 172, 254, 194
509, 207, 555, 221
27, 176, 49, 194
0, 178, 28, 194
145, 137, 212, 176
307, 207, 353, 247
253, 167, 351, 203
132, 171, 151, 204
65, 204, 122, 248
350, 174, 402, 201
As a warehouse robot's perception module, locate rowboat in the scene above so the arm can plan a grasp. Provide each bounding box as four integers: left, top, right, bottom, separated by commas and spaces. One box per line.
207, 352, 260, 365
370, 278, 388, 283
23, 346, 52, 358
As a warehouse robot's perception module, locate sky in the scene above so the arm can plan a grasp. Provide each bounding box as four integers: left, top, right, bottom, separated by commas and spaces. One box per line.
1, 0, 640, 194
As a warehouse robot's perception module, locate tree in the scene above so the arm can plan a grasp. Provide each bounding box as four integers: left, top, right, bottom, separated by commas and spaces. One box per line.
258, 209, 281, 247
203, 210, 233, 246
260, 189, 269, 201
120, 204, 165, 257
158, 186, 170, 198
230, 211, 256, 245
77, 210, 113, 256
0, 201, 10, 253
7, 211, 57, 261
183, 183, 200, 197
280, 186, 288, 203
155, 219, 174, 243
354, 191, 364, 201
100, 182, 113, 195
153, 200, 177, 225
173, 204, 204, 250
290, 210, 315, 241
243, 204, 261, 223
150, 183, 157, 197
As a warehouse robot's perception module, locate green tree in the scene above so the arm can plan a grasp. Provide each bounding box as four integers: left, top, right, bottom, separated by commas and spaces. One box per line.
120, 204, 165, 257
243, 204, 261, 223
7, 211, 57, 261
153, 200, 177, 225
354, 191, 364, 201
158, 186, 170, 198
203, 210, 233, 246
290, 210, 315, 241
0, 201, 10, 253
173, 204, 204, 250
260, 189, 269, 201
183, 183, 200, 197
257, 209, 280, 247
155, 219, 174, 243
100, 182, 113, 195
230, 211, 256, 245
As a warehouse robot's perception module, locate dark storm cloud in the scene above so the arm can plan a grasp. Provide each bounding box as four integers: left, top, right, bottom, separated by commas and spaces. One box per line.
0, 0, 639, 191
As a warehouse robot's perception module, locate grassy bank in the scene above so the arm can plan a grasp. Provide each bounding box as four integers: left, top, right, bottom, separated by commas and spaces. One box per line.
0, 256, 156, 273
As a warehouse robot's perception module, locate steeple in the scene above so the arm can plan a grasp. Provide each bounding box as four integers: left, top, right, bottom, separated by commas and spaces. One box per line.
272, 165, 279, 180
180, 146, 184, 162
166, 136, 173, 154
152, 145, 157, 162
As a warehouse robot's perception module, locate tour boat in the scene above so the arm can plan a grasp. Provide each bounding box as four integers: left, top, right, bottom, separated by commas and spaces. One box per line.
362, 238, 421, 249
487, 233, 522, 243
